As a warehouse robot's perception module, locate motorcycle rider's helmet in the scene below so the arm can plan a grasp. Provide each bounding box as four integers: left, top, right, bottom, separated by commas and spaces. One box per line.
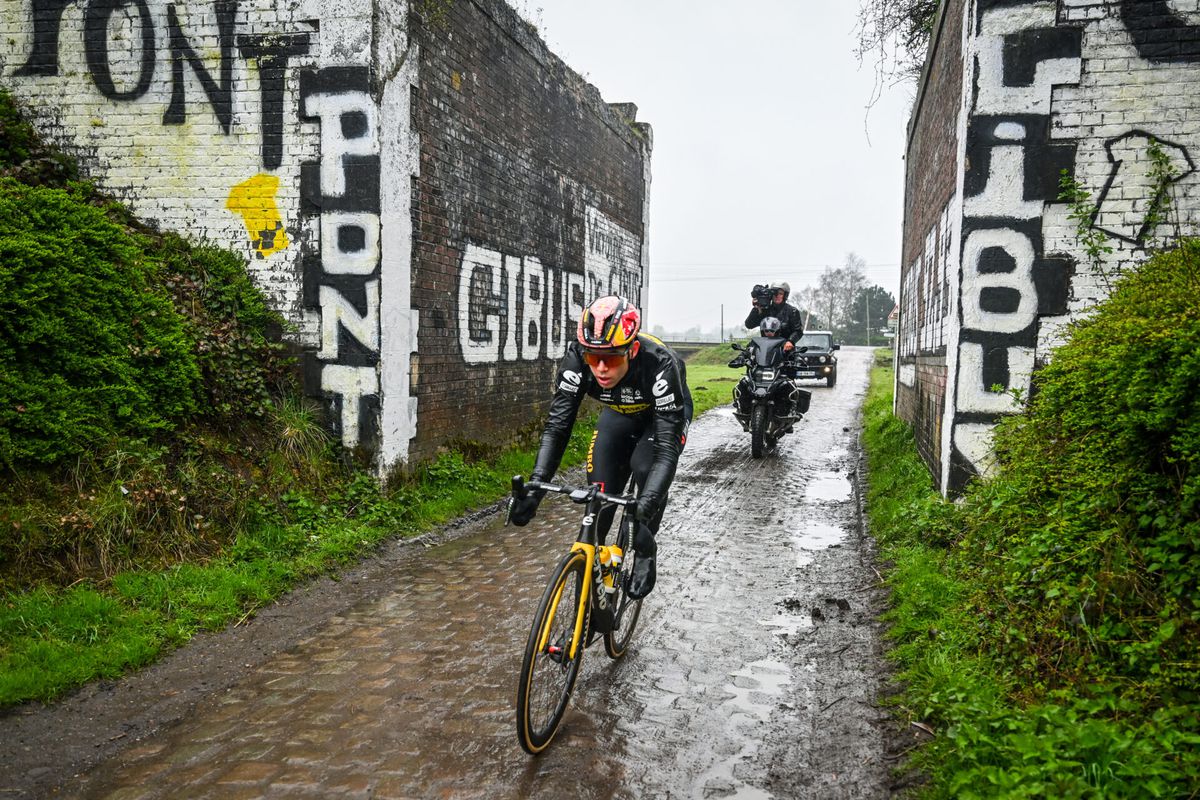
769, 281, 791, 302
578, 295, 640, 353
760, 316, 782, 338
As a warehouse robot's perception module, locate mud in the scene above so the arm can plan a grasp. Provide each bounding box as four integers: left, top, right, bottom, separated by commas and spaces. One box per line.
0, 347, 912, 799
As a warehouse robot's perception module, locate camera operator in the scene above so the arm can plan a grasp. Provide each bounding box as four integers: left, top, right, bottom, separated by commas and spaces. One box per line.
745, 281, 803, 351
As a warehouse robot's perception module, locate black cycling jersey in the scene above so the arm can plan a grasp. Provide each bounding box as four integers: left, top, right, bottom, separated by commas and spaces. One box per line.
530, 333, 693, 520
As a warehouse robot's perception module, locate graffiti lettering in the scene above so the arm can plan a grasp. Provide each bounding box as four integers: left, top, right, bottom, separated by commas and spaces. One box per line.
961, 228, 1038, 333
949, 2, 1082, 491
84, 0, 155, 100
1120, 0, 1200, 64
584, 205, 643, 308
14, 0, 74, 76
164, 0, 235, 132
300, 67, 381, 449
458, 244, 585, 365
237, 33, 311, 169
10, 0, 310, 169
1094, 131, 1195, 243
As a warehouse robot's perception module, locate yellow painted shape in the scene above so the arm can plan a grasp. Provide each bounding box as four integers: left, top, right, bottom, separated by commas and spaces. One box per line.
226, 174, 290, 259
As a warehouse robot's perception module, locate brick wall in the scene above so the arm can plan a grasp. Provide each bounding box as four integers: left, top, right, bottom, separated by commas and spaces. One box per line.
899, 0, 1200, 495
895, 0, 966, 490
0, 0, 650, 471
408, 0, 649, 461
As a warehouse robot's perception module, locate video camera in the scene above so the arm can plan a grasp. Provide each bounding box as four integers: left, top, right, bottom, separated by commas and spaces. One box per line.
751, 284, 774, 307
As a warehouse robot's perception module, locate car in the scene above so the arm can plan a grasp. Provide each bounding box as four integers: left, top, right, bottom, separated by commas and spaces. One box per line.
791, 330, 840, 387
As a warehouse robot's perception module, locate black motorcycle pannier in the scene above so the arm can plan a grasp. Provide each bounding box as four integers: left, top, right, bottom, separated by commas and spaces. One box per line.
795, 388, 812, 415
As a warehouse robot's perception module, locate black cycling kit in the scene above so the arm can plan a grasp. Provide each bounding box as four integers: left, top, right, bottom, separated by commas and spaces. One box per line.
530, 333, 694, 541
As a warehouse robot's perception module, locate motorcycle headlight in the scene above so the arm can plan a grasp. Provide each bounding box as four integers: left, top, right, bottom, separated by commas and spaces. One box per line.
759, 370, 775, 380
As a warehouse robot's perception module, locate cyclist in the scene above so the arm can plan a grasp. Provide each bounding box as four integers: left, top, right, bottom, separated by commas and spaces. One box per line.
745, 281, 803, 351
509, 295, 693, 599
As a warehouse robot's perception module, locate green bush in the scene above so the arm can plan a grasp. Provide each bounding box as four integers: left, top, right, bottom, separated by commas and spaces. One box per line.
865, 240, 1200, 795
154, 235, 289, 419
0, 89, 76, 185
960, 240, 1200, 700
0, 179, 200, 466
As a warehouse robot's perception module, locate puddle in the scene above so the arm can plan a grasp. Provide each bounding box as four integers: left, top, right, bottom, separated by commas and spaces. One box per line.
792, 521, 846, 567
691, 660, 792, 799
804, 472, 851, 502
758, 613, 813, 637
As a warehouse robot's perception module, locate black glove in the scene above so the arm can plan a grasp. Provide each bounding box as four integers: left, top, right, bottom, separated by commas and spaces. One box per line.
508, 492, 541, 526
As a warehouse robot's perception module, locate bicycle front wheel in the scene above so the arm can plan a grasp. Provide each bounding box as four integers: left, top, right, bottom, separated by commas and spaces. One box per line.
516, 550, 589, 754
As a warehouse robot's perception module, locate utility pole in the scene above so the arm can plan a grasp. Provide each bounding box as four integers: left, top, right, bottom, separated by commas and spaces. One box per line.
865, 292, 871, 347
720, 304, 724, 342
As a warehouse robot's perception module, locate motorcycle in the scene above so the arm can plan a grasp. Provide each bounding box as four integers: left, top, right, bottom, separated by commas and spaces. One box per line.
728, 336, 811, 458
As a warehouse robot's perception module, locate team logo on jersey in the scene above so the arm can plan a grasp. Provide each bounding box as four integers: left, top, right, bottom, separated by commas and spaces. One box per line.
559, 369, 582, 394
655, 392, 676, 408
652, 370, 669, 397
620, 387, 637, 403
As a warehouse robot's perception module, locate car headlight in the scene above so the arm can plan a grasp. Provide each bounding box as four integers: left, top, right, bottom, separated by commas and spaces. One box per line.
819, 356, 827, 364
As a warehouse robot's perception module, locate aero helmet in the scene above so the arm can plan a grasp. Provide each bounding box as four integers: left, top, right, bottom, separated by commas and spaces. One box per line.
760, 316, 782, 337
578, 295, 641, 352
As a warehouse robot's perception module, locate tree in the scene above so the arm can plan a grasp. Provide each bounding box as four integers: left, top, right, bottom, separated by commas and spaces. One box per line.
844, 285, 896, 346
855, 0, 940, 85
814, 253, 868, 339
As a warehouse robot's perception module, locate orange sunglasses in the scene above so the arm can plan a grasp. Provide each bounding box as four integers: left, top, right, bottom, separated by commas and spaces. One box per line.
582, 350, 628, 369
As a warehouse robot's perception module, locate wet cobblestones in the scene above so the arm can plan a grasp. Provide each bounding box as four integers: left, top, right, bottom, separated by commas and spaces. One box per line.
18, 348, 891, 800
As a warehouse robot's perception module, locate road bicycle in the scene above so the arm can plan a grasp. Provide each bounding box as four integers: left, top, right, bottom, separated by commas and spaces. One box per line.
508, 476, 644, 754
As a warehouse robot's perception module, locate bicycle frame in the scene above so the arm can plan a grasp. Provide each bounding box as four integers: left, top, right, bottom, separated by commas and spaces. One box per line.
511, 475, 643, 754
516, 477, 636, 660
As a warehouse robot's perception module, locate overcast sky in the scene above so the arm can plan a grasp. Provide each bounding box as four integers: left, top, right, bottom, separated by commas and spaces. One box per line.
514, 1, 916, 334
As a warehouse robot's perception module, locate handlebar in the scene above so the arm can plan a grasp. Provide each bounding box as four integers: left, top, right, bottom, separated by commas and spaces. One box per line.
511, 475, 637, 508
507, 475, 637, 526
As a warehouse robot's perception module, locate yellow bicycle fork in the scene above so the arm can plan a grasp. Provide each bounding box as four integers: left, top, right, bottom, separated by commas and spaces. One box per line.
535, 541, 623, 662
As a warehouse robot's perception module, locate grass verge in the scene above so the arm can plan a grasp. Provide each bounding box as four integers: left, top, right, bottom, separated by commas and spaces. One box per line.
0, 356, 727, 707
862, 351, 1199, 797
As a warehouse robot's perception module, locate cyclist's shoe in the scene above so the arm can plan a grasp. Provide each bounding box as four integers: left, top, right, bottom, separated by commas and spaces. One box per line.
626, 555, 656, 599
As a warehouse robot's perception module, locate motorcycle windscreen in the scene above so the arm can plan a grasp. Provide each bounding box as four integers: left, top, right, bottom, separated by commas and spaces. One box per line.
749, 337, 788, 367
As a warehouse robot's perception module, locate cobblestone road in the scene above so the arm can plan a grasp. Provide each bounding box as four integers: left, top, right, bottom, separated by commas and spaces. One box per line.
14, 346, 893, 799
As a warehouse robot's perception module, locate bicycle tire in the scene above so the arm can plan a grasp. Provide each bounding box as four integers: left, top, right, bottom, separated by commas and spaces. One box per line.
603, 581, 643, 659
516, 550, 589, 754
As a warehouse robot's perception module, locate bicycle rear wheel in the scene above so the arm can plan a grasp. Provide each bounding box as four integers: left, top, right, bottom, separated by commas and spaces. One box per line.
603, 577, 643, 659
516, 550, 589, 754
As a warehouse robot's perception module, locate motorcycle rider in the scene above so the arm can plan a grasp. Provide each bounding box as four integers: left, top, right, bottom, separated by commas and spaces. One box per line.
745, 281, 803, 351
749, 314, 801, 434
508, 295, 693, 600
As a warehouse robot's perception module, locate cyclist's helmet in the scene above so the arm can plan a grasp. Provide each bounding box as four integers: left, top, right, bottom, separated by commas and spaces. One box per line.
578, 295, 641, 352
769, 281, 791, 301
760, 316, 782, 337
